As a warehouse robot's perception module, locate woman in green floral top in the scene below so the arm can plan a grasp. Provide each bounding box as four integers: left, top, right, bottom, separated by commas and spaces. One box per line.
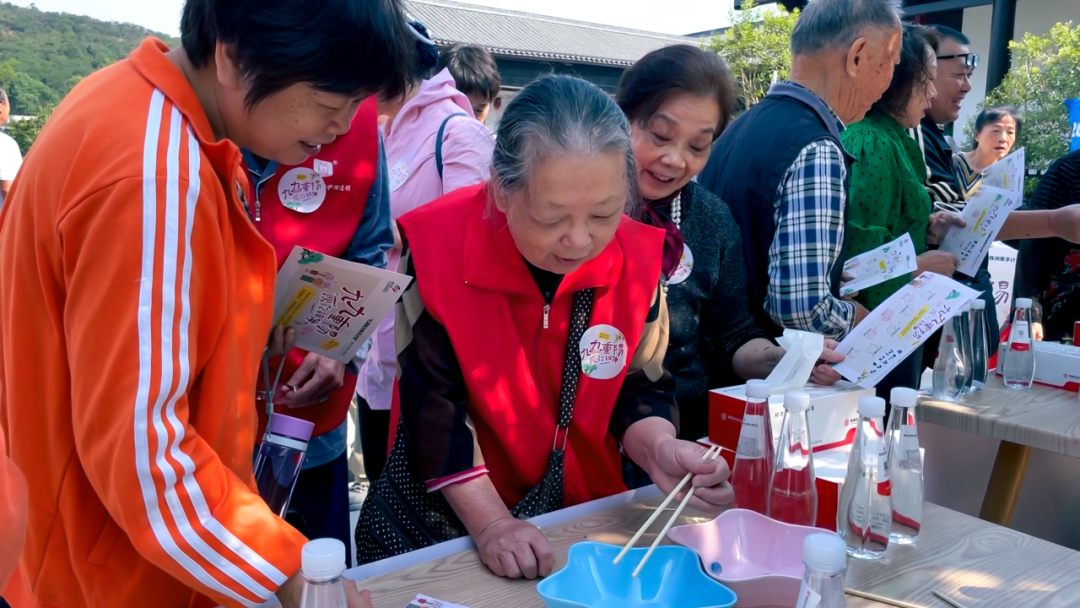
842, 24, 961, 311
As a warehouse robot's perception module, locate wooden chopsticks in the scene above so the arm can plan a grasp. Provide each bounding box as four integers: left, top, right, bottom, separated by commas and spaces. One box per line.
612, 445, 721, 577
845, 588, 968, 608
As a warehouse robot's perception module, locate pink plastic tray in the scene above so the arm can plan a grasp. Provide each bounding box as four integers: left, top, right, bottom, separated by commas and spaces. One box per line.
667, 509, 820, 607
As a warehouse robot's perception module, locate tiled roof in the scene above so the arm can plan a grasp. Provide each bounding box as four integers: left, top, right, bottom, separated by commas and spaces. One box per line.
406, 0, 695, 67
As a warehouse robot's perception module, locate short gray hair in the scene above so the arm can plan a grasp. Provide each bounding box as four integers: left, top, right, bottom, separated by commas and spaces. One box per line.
490, 74, 639, 216
791, 0, 903, 56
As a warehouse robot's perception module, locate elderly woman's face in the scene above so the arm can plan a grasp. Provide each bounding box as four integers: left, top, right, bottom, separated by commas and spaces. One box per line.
496, 153, 627, 275
631, 93, 720, 201
898, 50, 937, 129
975, 115, 1018, 160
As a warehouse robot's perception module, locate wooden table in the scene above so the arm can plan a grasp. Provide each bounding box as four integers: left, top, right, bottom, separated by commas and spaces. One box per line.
355, 496, 1080, 608
917, 375, 1080, 525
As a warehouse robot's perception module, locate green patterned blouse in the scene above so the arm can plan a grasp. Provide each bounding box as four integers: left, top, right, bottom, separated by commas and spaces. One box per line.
841, 109, 931, 309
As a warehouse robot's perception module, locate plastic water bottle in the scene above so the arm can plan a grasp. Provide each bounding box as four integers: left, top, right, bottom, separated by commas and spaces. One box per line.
886, 388, 922, 546
1002, 298, 1036, 389
931, 309, 970, 402
795, 533, 849, 608
958, 303, 975, 394
768, 391, 817, 527
299, 539, 349, 608
254, 413, 314, 517
837, 396, 892, 560
969, 300, 990, 390
732, 380, 775, 515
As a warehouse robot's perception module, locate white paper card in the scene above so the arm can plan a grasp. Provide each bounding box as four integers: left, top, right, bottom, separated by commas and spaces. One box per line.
273, 246, 412, 364
981, 147, 1025, 193
939, 185, 1023, 277
405, 595, 473, 608
795, 582, 822, 608
841, 233, 918, 296
833, 272, 981, 388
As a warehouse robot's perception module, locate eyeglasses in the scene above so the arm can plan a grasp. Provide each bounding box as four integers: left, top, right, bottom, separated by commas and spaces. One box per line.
937, 52, 979, 69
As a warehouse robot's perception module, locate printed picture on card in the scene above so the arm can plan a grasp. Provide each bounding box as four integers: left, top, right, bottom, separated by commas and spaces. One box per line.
938, 185, 1023, 277
840, 233, 918, 297
405, 595, 474, 608
273, 246, 412, 364
981, 147, 1025, 193
833, 272, 982, 388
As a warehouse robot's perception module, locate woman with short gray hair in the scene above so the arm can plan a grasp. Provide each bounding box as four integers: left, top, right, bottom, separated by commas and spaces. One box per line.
356, 74, 733, 577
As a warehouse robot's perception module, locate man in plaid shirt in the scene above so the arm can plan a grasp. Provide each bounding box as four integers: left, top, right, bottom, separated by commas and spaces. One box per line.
700, 0, 903, 340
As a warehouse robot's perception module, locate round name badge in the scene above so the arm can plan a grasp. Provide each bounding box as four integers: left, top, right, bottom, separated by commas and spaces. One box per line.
667, 243, 694, 285
579, 324, 628, 380
278, 167, 327, 213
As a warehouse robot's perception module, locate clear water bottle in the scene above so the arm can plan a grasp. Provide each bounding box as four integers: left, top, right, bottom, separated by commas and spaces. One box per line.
732, 380, 775, 515
931, 309, 970, 402
958, 303, 975, 394
768, 391, 817, 527
837, 396, 892, 560
1002, 298, 1036, 389
299, 539, 349, 608
795, 533, 849, 608
969, 300, 990, 390
886, 388, 922, 546
254, 414, 314, 517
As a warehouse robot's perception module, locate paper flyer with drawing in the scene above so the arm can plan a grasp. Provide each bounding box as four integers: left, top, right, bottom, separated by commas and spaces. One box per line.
272, 246, 412, 364
938, 185, 1023, 277
981, 147, 1025, 193
840, 233, 918, 297
404, 595, 473, 608
833, 272, 982, 388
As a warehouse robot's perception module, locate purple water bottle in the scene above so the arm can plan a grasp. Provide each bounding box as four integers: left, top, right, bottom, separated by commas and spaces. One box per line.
254, 413, 315, 517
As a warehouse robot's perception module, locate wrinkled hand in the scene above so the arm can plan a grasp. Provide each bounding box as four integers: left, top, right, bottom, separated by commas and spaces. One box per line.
915, 250, 959, 277
1032, 322, 1044, 342
927, 211, 967, 244
345, 582, 375, 608
475, 516, 554, 580
266, 326, 297, 359
1052, 205, 1080, 243
276, 352, 346, 408
811, 339, 844, 385
647, 437, 733, 515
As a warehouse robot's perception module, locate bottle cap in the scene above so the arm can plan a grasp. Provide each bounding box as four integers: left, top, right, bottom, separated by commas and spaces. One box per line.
970, 299, 986, 310
746, 379, 772, 400
783, 391, 811, 412
266, 413, 315, 443
890, 387, 919, 408
802, 532, 847, 573
858, 396, 886, 418
301, 538, 347, 580
1015, 298, 1032, 309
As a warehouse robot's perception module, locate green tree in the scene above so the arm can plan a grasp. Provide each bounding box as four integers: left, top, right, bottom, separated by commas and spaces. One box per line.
6, 105, 51, 155
707, 1, 799, 111
966, 21, 1080, 175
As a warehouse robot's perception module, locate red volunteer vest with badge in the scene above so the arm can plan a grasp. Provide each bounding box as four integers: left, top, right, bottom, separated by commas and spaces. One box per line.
395, 184, 665, 508
255, 97, 379, 438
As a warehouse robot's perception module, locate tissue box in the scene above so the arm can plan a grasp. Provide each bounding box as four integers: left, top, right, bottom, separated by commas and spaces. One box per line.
996, 342, 1080, 391
709, 382, 870, 455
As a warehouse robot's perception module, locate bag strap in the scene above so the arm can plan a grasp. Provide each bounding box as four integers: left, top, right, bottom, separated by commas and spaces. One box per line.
552, 288, 595, 449
435, 113, 469, 181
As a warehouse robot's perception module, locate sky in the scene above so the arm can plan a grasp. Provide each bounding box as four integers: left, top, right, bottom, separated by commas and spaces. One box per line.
7, 0, 736, 37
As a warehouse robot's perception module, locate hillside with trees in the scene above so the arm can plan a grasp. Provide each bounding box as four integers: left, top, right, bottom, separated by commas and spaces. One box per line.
0, 2, 179, 115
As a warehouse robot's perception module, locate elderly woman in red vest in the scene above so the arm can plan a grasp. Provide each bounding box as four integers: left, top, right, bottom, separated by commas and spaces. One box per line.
357, 74, 733, 579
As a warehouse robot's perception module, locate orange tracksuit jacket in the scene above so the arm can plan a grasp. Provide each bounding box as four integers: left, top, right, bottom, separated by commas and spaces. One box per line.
0, 38, 307, 608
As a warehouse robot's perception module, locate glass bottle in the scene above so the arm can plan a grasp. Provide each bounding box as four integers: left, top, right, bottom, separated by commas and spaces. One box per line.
931, 309, 969, 402
969, 299, 990, 390
795, 533, 849, 608
837, 396, 892, 560
958, 303, 975, 394
732, 380, 775, 515
299, 539, 349, 608
768, 391, 817, 526
1002, 298, 1036, 389
886, 388, 922, 546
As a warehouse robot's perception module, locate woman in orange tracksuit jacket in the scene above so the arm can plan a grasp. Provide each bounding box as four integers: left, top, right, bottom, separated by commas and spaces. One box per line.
0, 1, 413, 606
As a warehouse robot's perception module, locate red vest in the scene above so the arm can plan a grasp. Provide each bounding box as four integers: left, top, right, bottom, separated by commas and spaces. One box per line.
255, 98, 379, 437
397, 184, 665, 508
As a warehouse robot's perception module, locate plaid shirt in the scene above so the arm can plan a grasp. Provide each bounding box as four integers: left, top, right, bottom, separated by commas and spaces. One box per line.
767, 124, 857, 339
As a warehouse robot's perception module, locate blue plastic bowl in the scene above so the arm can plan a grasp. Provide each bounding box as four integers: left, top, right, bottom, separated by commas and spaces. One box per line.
537, 541, 738, 608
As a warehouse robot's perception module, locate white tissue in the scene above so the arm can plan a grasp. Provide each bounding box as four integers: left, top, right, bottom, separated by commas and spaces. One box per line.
763, 330, 824, 394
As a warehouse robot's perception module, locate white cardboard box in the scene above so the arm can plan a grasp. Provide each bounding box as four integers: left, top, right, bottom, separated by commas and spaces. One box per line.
997, 342, 1080, 391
